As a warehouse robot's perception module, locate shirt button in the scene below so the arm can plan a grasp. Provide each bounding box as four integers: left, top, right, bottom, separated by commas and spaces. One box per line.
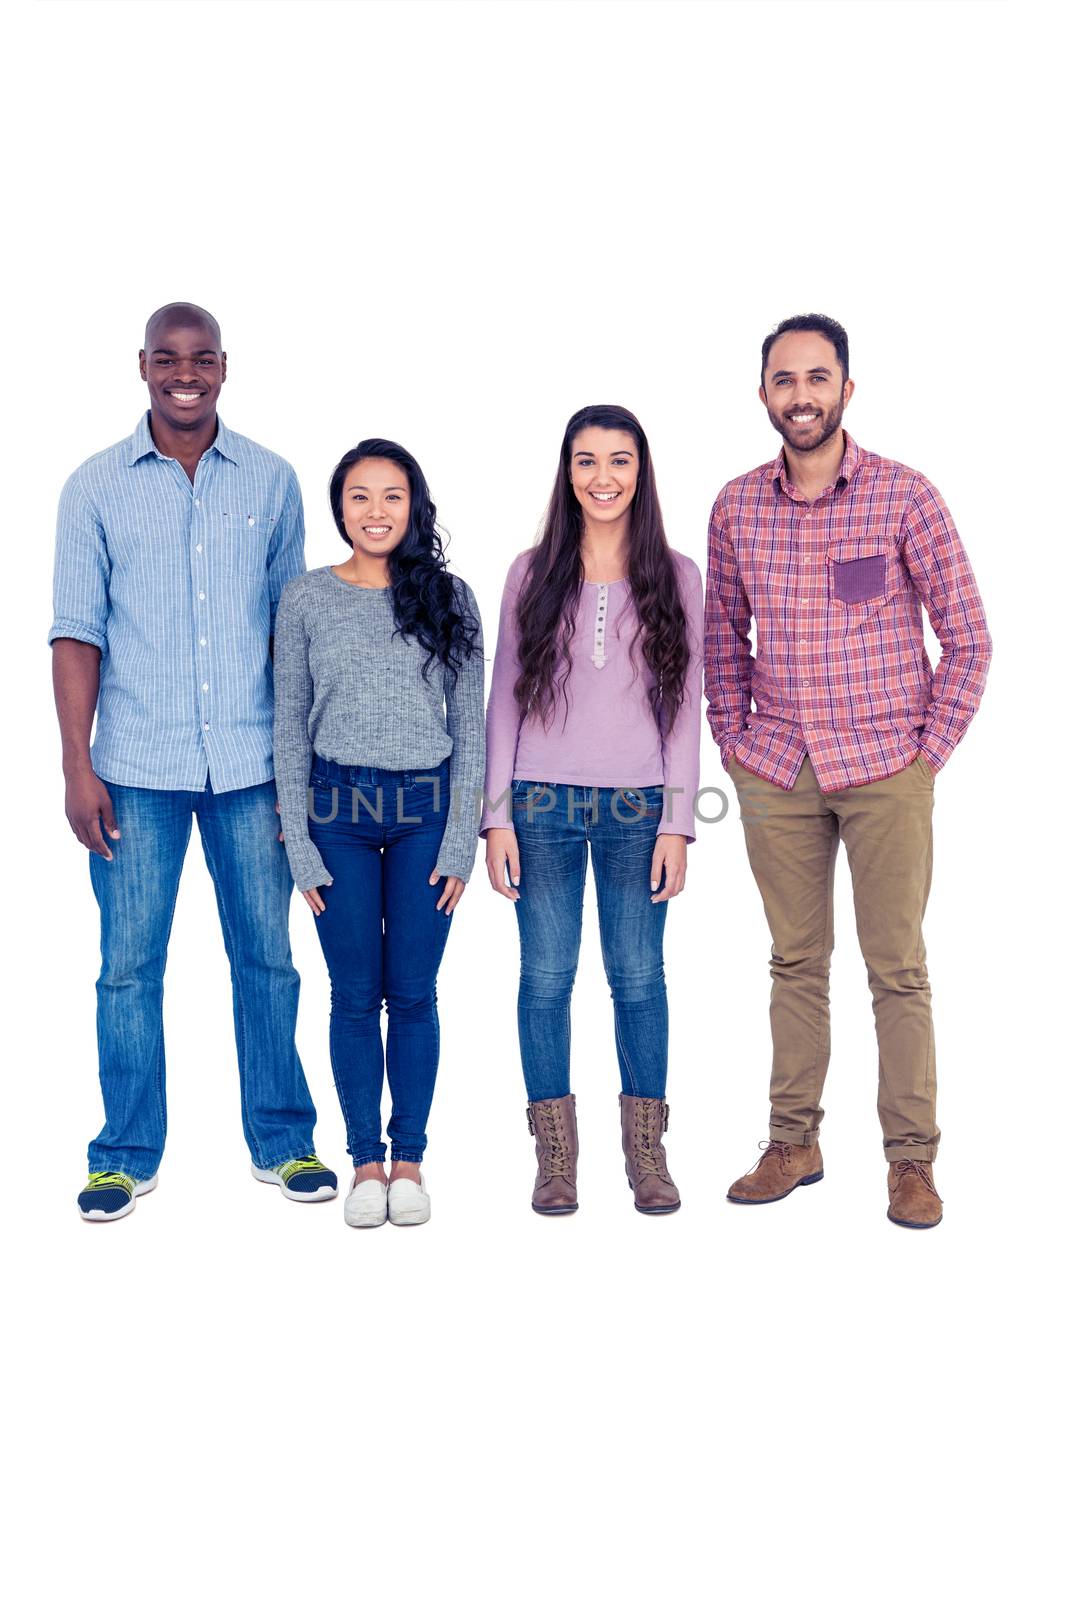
802, 680, 810, 687
198, 592, 206, 601
803, 557, 811, 564
194, 498, 200, 506
800, 599, 808, 606
200, 637, 207, 646
202, 683, 209, 692
196, 544, 203, 553
203, 722, 210, 730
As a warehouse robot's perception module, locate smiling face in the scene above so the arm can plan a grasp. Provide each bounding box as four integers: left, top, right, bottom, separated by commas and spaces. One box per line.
340, 457, 411, 558
569, 427, 640, 529
760, 330, 854, 453
139, 317, 226, 431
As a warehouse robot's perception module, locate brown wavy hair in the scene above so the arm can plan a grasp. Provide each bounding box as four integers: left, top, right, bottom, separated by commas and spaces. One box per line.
514, 404, 690, 735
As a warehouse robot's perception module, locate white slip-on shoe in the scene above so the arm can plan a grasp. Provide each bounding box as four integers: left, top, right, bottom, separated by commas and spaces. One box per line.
344, 1176, 388, 1229
387, 1175, 431, 1226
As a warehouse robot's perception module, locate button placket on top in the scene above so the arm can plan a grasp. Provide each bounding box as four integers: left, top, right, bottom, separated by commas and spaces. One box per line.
592, 583, 608, 669
796, 498, 820, 703
188, 453, 215, 736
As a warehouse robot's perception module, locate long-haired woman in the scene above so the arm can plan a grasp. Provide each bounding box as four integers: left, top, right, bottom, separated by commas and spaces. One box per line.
274, 440, 484, 1228
482, 405, 702, 1216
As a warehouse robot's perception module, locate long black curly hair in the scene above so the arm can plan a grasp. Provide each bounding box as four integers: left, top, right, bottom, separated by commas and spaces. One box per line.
329, 438, 480, 687
514, 404, 690, 735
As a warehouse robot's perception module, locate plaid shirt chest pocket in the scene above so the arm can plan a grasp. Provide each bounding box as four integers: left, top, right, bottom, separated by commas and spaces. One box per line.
826, 537, 900, 609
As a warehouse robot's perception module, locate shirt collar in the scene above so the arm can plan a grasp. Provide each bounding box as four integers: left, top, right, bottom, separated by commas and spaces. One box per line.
125, 410, 241, 466
770, 430, 862, 499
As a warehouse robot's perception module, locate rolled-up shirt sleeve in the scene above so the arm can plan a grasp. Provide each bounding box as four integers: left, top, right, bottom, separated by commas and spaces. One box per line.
267, 471, 307, 635
48, 474, 110, 652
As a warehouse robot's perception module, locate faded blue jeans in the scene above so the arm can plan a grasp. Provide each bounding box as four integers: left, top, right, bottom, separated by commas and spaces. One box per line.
511, 780, 670, 1102
307, 756, 454, 1165
88, 779, 317, 1180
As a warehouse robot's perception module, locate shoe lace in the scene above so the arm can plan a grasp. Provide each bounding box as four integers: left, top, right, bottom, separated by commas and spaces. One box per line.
278, 1156, 327, 1182
85, 1171, 133, 1193
528, 1102, 569, 1177
631, 1099, 668, 1176
755, 1140, 794, 1172
891, 1159, 938, 1193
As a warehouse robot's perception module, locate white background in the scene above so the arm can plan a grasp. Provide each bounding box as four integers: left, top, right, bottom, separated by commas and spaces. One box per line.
5, 1, 1062, 1595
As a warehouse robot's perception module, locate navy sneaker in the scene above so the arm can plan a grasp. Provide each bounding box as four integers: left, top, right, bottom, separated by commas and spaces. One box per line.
78, 1171, 158, 1222
251, 1155, 338, 1202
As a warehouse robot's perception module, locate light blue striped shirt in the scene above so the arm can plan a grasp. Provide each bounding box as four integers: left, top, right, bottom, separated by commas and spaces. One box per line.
48, 412, 306, 793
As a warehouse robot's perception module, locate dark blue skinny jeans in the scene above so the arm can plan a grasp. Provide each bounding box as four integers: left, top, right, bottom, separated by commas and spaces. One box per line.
307, 756, 453, 1165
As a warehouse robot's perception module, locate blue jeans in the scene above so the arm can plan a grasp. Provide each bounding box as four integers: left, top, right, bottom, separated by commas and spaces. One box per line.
88, 780, 316, 1180
511, 780, 669, 1102
307, 756, 454, 1165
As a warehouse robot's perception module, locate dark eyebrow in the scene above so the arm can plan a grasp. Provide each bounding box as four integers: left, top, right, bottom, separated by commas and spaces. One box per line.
348, 483, 407, 492
152, 346, 218, 356
771, 365, 833, 379
573, 448, 635, 457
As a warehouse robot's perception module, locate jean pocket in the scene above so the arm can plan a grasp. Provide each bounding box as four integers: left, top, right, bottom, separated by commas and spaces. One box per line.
615, 786, 663, 818
512, 780, 549, 803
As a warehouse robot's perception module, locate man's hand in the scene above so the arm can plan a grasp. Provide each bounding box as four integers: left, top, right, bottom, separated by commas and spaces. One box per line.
485, 827, 521, 901
65, 768, 120, 860
650, 834, 687, 903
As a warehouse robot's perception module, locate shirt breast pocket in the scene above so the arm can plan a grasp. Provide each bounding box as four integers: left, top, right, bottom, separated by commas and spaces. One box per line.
827, 539, 899, 609
221, 509, 275, 575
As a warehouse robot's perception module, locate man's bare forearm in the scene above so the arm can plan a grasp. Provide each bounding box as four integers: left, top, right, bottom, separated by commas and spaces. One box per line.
52, 638, 101, 775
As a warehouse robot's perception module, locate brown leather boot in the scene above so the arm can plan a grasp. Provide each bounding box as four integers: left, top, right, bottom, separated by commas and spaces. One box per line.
727, 1140, 824, 1204
887, 1159, 942, 1228
527, 1095, 579, 1215
619, 1095, 681, 1214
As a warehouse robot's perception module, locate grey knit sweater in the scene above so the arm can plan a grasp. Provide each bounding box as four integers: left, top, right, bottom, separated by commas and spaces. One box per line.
273, 566, 486, 891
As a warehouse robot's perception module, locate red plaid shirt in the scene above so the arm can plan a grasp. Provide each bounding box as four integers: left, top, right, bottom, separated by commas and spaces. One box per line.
703, 433, 991, 790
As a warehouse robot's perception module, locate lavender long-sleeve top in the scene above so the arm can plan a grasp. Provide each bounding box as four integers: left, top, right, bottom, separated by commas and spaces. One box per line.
481, 549, 704, 841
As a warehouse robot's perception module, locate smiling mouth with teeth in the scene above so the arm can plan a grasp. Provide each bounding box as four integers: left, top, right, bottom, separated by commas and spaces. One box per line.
363, 526, 392, 535
590, 491, 621, 502
168, 391, 205, 402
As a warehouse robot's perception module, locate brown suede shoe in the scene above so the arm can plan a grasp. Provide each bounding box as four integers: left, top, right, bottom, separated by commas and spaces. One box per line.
620, 1095, 681, 1214
727, 1139, 824, 1204
887, 1159, 942, 1229
527, 1095, 579, 1215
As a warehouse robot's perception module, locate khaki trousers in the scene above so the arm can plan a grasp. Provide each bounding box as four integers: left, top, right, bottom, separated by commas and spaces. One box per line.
730, 755, 938, 1162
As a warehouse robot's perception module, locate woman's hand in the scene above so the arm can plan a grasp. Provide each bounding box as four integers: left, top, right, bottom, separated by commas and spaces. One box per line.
302, 887, 326, 917
650, 834, 687, 903
429, 871, 466, 915
485, 827, 521, 901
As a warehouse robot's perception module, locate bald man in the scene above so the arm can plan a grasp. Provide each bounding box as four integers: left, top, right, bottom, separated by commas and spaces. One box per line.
50, 303, 337, 1221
